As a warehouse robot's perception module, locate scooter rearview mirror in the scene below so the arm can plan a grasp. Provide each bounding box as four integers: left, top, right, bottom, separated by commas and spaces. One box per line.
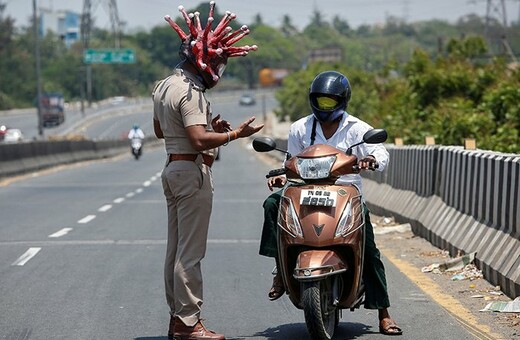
363, 129, 388, 144
346, 128, 388, 155
252, 137, 277, 152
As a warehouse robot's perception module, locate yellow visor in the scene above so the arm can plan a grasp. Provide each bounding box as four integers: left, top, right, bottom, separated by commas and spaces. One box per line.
316, 96, 338, 110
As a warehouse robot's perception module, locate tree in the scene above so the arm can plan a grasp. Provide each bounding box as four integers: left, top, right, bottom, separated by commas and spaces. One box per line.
0, 2, 14, 53
0, 2, 17, 108
252, 13, 264, 28
332, 16, 351, 36
446, 36, 488, 59
280, 15, 298, 37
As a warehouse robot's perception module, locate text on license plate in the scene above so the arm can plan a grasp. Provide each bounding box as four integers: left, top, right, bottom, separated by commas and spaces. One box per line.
300, 190, 337, 207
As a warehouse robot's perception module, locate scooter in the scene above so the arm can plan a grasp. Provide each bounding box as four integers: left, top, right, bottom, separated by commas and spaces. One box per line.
253, 128, 387, 340
131, 137, 143, 160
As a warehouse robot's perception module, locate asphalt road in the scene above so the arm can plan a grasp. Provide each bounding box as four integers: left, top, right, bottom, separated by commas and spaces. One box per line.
0, 91, 486, 339
0, 99, 145, 141
0, 91, 504, 340
0, 150, 482, 339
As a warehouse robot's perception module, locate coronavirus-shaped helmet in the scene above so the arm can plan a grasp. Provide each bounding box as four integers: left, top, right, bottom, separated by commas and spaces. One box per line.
164, 1, 258, 88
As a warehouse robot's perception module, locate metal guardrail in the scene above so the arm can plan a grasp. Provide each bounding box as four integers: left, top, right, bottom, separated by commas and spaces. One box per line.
362, 145, 520, 299
0, 136, 161, 179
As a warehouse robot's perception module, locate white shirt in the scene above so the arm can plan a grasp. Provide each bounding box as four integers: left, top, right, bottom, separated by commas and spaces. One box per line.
128, 128, 145, 139
286, 112, 389, 193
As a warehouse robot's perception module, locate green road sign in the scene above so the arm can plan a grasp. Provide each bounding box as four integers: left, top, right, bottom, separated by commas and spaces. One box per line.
83, 49, 136, 64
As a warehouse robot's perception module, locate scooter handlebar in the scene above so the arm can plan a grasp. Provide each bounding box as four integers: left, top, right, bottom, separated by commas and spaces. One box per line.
266, 168, 287, 178
353, 163, 378, 173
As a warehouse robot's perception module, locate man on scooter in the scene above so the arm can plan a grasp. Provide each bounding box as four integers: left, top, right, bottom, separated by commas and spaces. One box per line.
259, 70, 402, 336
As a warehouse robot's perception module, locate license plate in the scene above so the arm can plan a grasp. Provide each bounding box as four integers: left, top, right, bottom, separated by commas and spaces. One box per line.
300, 190, 337, 207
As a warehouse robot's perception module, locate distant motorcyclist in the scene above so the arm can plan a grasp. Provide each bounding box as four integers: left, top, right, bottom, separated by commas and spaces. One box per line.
128, 124, 145, 159
128, 124, 145, 139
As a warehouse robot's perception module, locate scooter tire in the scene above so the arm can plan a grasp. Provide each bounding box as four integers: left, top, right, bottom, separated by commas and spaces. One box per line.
301, 281, 339, 340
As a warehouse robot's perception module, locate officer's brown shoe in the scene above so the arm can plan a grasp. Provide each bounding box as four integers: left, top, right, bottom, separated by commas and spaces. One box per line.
173, 317, 225, 340
168, 315, 175, 339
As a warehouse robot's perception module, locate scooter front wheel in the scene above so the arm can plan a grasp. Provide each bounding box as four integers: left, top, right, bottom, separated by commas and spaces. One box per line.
301, 280, 339, 340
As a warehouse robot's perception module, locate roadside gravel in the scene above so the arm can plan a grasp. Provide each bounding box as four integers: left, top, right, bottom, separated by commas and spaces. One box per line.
373, 217, 519, 340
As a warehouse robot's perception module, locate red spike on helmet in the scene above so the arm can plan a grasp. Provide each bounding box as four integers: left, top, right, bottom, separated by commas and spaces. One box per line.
164, 1, 258, 87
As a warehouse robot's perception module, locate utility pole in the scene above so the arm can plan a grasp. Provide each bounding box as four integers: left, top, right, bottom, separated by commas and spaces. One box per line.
108, 0, 121, 48
81, 0, 122, 106
403, 0, 410, 23
481, 0, 517, 61
517, 0, 520, 24
81, 0, 92, 107
33, 0, 43, 138
484, 0, 507, 36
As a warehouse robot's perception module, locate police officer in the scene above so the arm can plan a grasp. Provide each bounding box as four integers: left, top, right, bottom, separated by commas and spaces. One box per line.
153, 3, 262, 339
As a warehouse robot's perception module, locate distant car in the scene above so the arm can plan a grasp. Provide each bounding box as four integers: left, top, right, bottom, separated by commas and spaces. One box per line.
110, 96, 126, 105
239, 93, 256, 106
0, 125, 7, 141
3, 129, 24, 143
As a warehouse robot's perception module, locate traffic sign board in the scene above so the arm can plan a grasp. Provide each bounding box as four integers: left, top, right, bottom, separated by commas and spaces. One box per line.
83, 49, 136, 64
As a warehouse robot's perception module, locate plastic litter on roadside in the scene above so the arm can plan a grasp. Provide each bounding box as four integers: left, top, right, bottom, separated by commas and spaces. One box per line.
372, 216, 412, 235
450, 264, 483, 281
374, 223, 412, 235
480, 297, 520, 313
421, 252, 477, 273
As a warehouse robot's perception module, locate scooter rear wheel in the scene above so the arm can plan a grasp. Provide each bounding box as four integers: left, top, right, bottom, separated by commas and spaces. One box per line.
301, 280, 339, 340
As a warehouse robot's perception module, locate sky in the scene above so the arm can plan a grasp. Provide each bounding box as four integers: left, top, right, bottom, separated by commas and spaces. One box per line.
4, 0, 520, 32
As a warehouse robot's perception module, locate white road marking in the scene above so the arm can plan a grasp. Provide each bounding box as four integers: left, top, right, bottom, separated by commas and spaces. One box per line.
114, 197, 125, 204
78, 215, 96, 224
143, 181, 151, 187
135, 188, 143, 194
98, 204, 112, 212
126, 192, 135, 198
48, 228, 73, 238
150, 176, 157, 181
12, 247, 41, 266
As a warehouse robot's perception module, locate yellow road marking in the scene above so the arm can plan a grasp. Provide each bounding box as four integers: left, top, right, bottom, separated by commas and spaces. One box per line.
381, 247, 506, 340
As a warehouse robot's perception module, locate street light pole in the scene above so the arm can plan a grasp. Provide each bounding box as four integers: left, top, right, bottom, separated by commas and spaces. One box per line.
33, 0, 44, 138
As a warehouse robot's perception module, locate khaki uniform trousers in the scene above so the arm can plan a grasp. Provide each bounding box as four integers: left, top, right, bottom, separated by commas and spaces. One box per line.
161, 157, 213, 327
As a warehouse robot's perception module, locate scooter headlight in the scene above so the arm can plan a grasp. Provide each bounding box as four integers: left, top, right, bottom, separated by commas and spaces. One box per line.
278, 196, 303, 238
296, 156, 336, 179
335, 196, 363, 237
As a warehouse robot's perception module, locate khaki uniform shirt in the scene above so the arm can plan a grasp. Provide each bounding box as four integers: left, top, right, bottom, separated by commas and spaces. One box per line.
152, 68, 216, 158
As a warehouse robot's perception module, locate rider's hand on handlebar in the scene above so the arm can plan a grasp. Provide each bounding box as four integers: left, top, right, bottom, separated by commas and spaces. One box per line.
267, 175, 286, 191
359, 155, 378, 170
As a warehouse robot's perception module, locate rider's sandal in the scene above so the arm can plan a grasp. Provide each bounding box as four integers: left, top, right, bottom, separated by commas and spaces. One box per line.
268, 273, 285, 301
379, 318, 403, 336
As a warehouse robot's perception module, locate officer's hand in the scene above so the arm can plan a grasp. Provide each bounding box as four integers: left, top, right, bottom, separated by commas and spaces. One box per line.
267, 175, 286, 191
211, 114, 231, 133
236, 116, 264, 138
359, 155, 378, 170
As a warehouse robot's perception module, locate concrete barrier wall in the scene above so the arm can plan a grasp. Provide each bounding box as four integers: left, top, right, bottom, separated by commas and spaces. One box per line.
362, 145, 520, 299
0, 136, 160, 178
